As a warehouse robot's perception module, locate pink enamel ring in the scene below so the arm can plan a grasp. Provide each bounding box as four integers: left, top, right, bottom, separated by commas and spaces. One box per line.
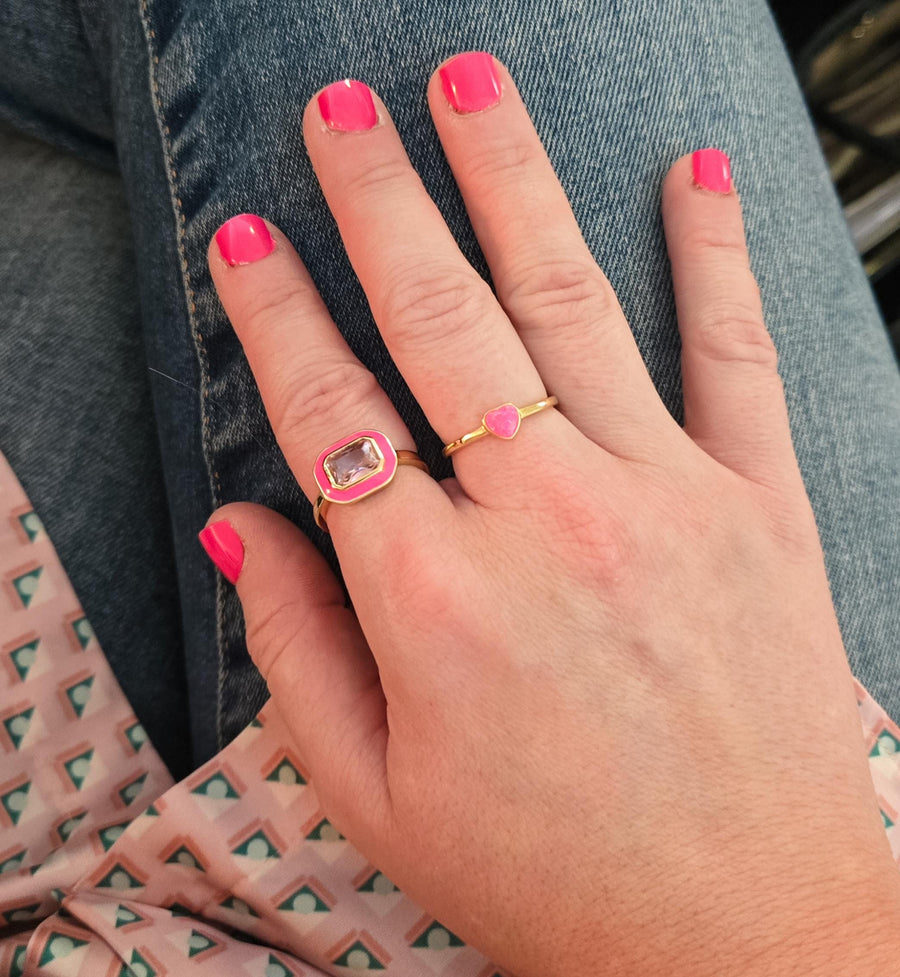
442, 396, 559, 458
312, 430, 429, 532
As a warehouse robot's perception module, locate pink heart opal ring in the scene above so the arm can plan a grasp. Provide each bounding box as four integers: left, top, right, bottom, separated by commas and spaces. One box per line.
313, 430, 429, 532
442, 396, 559, 458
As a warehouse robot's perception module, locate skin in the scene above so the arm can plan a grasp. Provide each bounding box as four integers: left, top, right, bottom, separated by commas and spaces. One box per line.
204, 55, 900, 977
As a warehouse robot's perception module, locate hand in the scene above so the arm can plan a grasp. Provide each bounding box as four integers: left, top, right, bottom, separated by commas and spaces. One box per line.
202, 54, 900, 977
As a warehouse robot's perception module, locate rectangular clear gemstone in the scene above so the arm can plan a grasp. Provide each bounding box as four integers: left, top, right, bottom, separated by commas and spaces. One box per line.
324, 437, 383, 489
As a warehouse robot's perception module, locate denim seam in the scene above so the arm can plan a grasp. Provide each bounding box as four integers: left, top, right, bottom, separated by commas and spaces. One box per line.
136, 0, 228, 749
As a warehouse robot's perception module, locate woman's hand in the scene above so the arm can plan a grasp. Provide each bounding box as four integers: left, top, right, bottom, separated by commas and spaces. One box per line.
202, 53, 900, 977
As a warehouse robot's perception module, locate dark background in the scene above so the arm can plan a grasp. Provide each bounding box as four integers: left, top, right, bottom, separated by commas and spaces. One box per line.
770, 0, 899, 350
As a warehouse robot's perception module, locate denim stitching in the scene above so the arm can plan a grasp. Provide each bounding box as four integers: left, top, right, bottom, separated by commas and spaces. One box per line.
137, 0, 228, 750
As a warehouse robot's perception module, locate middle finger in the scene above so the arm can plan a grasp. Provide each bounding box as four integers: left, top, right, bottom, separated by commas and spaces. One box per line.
303, 80, 568, 472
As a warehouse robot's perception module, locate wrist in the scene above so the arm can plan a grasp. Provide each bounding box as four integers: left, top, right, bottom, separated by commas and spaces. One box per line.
542, 861, 900, 977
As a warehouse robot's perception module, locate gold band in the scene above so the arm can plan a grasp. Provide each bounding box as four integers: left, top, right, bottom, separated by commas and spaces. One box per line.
442, 396, 558, 458
314, 450, 429, 532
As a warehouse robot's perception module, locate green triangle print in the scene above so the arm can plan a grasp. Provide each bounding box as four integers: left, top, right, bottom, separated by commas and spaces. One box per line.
145, 802, 159, 816
166, 844, 206, 871
18, 511, 44, 542
98, 822, 130, 851
10, 944, 26, 977
57, 811, 87, 842
0, 848, 28, 875
167, 902, 194, 917
118, 772, 147, 805
125, 722, 148, 752
219, 895, 259, 917
64, 749, 94, 790
266, 757, 306, 786
411, 920, 465, 950
231, 829, 280, 860
9, 640, 39, 681
357, 870, 398, 894
333, 939, 386, 970
3, 707, 34, 749
12, 567, 42, 608
882, 809, 895, 829
2, 902, 40, 925
1, 782, 30, 825
71, 616, 94, 649
96, 863, 144, 890
305, 818, 344, 842
115, 905, 145, 927
186, 929, 219, 957
263, 955, 296, 977
38, 932, 88, 966
65, 676, 94, 717
250, 716, 264, 728
192, 771, 239, 799
126, 949, 157, 976
871, 730, 900, 758
277, 885, 330, 914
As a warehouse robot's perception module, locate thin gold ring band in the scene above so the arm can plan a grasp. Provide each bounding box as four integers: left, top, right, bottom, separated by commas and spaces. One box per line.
314, 450, 429, 532
442, 396, 558, 458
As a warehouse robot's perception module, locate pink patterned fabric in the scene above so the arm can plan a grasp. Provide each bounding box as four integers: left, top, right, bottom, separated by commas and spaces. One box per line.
1, 448, 898, 976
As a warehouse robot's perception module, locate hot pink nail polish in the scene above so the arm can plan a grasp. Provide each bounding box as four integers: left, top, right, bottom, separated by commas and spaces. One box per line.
198, 521, 244, 584
215, 214, 275, 266
439, 52, 501, 113
317, 79, 378, 131
692, 148, 732, 194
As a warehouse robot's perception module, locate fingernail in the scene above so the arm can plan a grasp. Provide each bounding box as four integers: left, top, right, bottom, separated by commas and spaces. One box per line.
215, 214, 275, 266
198, 521, 244, 584
317, 79, 378, 131
692, 148, 732, 194
439, 52, 501, 113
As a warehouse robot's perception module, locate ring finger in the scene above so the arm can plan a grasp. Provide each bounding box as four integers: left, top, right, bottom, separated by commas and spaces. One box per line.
427, 53, 684, 460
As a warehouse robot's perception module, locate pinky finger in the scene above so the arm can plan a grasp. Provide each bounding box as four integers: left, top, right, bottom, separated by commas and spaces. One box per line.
662, 150, 803, 495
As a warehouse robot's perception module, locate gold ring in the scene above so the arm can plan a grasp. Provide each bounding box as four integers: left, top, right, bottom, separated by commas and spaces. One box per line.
442, 396, 558, 458
314, 446, 429, 533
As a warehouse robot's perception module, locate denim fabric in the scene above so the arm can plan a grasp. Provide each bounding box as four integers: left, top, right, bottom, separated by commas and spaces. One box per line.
0, 2, 116, 169
1, 0, 900, 767
0, 121, 191, 779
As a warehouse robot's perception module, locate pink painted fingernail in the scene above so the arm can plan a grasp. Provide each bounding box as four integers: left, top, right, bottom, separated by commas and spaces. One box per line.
439, 52, 501, 113
198, 521, 244, 584
692, 148, 732, 194
215, 214, 275, 266
317, 79, 378, 131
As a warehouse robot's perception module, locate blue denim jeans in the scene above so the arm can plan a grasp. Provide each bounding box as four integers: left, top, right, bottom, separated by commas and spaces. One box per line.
2, 0, 899, 772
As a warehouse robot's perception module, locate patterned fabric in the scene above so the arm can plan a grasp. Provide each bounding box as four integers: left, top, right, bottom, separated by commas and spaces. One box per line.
1, 448, 898, 977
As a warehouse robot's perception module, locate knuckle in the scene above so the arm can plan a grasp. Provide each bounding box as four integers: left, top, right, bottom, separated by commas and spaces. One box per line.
244, 596, 311, 682
238, 277, 313, 334
271, 359, 383, 445
679, 223, 751, 264
339, 154, 414, 201
502, 254, 618, 327
463, 138, 542, 191
691, 300, 779, 370
380, 263, 495, 352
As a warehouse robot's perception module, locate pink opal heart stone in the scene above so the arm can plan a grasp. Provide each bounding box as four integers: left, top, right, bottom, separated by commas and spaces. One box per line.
483, 403, 521, 439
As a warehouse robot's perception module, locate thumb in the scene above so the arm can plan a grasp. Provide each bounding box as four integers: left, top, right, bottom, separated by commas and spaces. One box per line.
198, 503, 390, 842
